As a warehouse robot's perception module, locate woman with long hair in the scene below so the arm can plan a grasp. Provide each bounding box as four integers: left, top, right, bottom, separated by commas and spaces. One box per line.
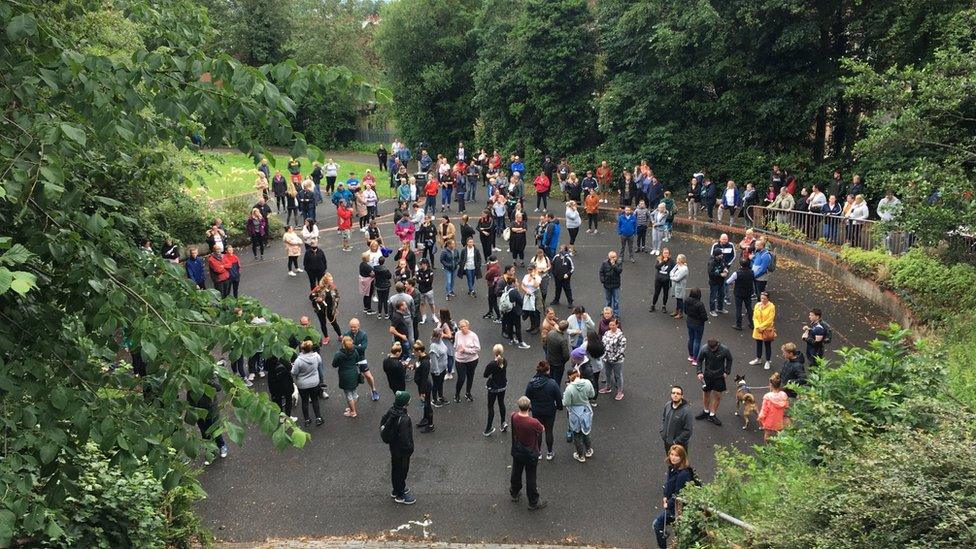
482, 343, 508, 436
652, 445, 694, 548
530, 247, 552, 303
750, 291, 777, 369
521, 264, 543, 334
291, 340, 324, 427
413, 340, 435, 433
283, 225, 303, 277
758, 372, 789, 443
310, 273, 342, 346
245, 207, 267, 260
669, 254, 689, 318
584, 330, 605, 402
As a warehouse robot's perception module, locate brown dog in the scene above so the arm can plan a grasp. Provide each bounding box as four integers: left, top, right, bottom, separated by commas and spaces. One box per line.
734, 375, 757, 430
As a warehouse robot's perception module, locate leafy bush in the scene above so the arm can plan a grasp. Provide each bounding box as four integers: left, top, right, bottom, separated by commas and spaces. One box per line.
216, 196, 284, 248
945, 316, 976, 411
839, 246, 894, 279
345, 141, 384, 154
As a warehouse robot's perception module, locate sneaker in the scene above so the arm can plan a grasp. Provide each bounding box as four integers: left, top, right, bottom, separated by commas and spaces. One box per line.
749, 358, 762, 365
511, 492, 521, 502
764, 361, 771, 370
528, 500, 549, 510
304, 418, 312, 426
614, 391, 624, 401
259, 370, 266, 378
501, 422, 508, 432
342, 410, 356, 418
289, 416, 298, 422
695, 411, 710, 420
630, 258, 635, 263
243, 379, 253, 387
732, 325, 743, 331
371, 390, 380, 401
288, 271, 297, 277
585, 229, 592, 234
649, 305, 656, 312
419, 317, 427, 324
661, 307, 668, 314
598, 387, 612, 394
493, 318, 502, 324
517, 341, 531, 349
322, 336, 330, 345
534, 208, 540, 212
219, 446, 229, 459
691, 360, 698, 366
585, 448, 594, 458
365, 309, 375, 315
546, 451, 554, 461
315, 417, 325, 425
420, 425, 435, 433
718, 309, 729, 314
247, 373, 255, 381
395, 493, 417, 505
709, 311, 719, 317
296, 268, 304, 273
465, 394, 474, 402
454, 396, 461, 404
432, 400, 443, 408
708, 415, 722, 426
592, 229, 598, 234
687, 355, 695, 362
573, 452, 586, 463
483, 427, 496, 437
445, 373, 454, 380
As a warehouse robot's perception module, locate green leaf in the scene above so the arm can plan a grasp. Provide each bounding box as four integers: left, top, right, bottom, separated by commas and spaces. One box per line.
6, 13, 37, 41
0, 269, 12, 295
0, 244, 31, 266
39, 444, 58, 464
141, 340, 157, 361
291, 429, 308, 448
59, 123, 86, 146
0, 508, 14, 547
224, 421, 245, 445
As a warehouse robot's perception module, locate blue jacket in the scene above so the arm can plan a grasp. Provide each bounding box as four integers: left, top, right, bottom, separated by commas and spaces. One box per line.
663, 466, 692, 515
617, 213, 637, 237
646, 181, 663, 207
525, 373, 563, 417
397, 148, 412, 163
542, 222, 561, 251
721, 187, 742, 208
387, 156, 399, 172
510, 161, 525, 175
397, 184, 412, 202
185, 256, 206, 286
332, 188, 353, 207
752, 248, 772, 278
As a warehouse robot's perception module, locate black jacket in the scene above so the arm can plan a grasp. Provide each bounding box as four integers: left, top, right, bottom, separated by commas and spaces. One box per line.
732, 266, 755, 298
380, 405, 414, 456
416, 223, 436, 246
266, 356, 294, 397
543, 330, 570, 369
599, 260, 622, 289
525, 373, 563, 417
460, 223, 476, 245
383, 356, 406, 392
684, 296, 709, 327
457, 246, 482, 278
661, 398, 693, 449
373, 264, 392, 291
483, 357, 508, 392
708, 257, 727, 285
696, 344, 733, 378
780, 355, 807, 387
303, 248, 327, 273
552, 252, 574, 279
413, 355, 431, 394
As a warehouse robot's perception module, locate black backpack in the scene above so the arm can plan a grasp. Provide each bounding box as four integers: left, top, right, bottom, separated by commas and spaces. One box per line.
380, 414, 400, 444
820, 321, 833, 345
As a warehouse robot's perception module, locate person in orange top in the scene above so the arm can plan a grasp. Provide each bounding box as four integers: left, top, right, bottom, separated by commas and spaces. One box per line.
337, 199, 354, 252
757, 372, 789, 442
424, 176, 439, 214
595, 161, 613, 204
584, 192, 601, 234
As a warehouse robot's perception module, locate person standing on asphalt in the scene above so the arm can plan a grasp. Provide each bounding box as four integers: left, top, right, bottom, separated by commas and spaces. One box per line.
544, 320, 571, 386
563, 368, 596, 463
550, 245, 575, 308
802, 308, 828, 362
695, 339, 733, 425
381, 390, 415, 504
453, 319, 481, 403
332, 336, 362, 418
649, 248, 675, 313
684, 288, 708, 365
458, 237, 483, 298
428, 329, 449, 407
484, 255, 502, 322
291, 340, 324, 427
483, 343, 509, 436
660, 385, 693, 454
599, 251, 623, 319
726, 259, 755, 330
525, 361, 563, 461
652, 445, 694, 548
669, 254, 689, 319
389, 301, 412, 361
303, 242, 327, 291
346, 318, 379, 401
510, 396, 547, 510
382, 343, 407, 393
751, 238, 773, 298
600, 319, 627, 401
707, 248, 729, 316
617, 206, 637, 263
412, 340, 435, 433
266, 354, 295, 420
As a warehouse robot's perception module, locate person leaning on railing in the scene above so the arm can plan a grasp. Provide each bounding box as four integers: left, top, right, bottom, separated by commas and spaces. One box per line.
768, 187, 795, 226
821, 195, 843, 244
845, 195, 870, 248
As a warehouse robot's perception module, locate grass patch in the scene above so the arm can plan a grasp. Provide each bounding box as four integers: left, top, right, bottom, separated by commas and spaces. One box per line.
193, 152, 378, 200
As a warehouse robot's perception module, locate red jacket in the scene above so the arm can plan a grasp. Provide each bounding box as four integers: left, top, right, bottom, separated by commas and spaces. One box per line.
337, 206, 353, 230
489, 154, 501, 170
208, 253, 230, 282
534, 174, 551, 193
425, 179, 439, 197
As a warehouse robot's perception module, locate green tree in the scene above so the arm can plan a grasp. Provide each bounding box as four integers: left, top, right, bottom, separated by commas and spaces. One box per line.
374, 0, 478, 154
473, 0, 598, 159
200, 0, 294, 65
0, 0, 378, 544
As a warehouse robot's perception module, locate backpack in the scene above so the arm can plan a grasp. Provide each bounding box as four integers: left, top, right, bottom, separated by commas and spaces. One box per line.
820, 321, 833, 345
498, 288, 514, 314
766, 249, 777, 273
380, 414, 400, 444
687, 466, 703, 487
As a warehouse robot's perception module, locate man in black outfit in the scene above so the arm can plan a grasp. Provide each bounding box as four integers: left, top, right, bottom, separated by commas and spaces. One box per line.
543, 321, 571, 385
303, 243, 327, 290
381, 390, 415, 504
660, 385, 693, 454
510, 396, 547, 510
728, 259, 755, 330
550, 245, 575, 307
695, 339, 733, 426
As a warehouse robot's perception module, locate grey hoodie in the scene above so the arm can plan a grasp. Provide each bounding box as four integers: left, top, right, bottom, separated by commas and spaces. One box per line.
291, 351, 323, 389
429, 339, 448, 375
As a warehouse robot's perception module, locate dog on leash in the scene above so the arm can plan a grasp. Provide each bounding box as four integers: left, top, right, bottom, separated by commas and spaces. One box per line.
734, 375, 757, 430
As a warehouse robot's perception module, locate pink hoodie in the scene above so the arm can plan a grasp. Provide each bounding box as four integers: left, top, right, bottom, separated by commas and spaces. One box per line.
758, 390, 790, 432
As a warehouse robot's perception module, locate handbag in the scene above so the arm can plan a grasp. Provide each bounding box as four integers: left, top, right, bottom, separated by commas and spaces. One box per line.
502, 227, 511, 241
760, 327, 777, 342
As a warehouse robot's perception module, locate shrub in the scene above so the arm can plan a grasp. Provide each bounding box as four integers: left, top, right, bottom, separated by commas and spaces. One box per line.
216, 196, 284, 248
839, 246, 894, 279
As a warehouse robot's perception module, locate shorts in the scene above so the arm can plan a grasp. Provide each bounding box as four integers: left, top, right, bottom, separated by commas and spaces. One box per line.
343, 389, 359, 402
420, 291, 434, 306
357, 360, 370, 373
702, 376, 727, 393
338, 229, 350, 239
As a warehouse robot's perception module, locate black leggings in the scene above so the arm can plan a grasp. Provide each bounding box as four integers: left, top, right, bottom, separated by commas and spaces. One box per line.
587, 213, 598, 230
536, 192, 549, 210
287, 256, 299, 271
503, 312, 523, 343
326, 176, 337, 194
272, 392, 292, 417
756, 339, 772, 361
537, 413, 555, 453
454, 360, 477, 399
377, 288, 390, 315
652, 279, 670, 307
315, 307, 342, 338
487, 291, 500, 318
590, 371, 601, 400
275, 195, 287, 212
568, 227, 579, 245
432, 372, 446, 401
298, 387, 321, 420
251, 234, 265, 257
486, 390, 506, 431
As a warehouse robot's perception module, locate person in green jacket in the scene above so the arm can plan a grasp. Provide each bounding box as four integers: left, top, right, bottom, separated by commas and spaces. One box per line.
332, 336, 362, 418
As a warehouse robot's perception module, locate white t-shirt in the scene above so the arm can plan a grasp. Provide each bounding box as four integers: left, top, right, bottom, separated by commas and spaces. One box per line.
464, 247, 476, 270
325, 163, 339, 177
725, 188, 736, 205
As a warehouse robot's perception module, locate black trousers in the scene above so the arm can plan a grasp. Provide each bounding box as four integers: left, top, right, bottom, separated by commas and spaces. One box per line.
503, 312, 523, 343
272, 392, 292, 417
275, 194, 286, 212
432, 371, 446, 401
486, 390, 506, 431
487, 290, 500, 318
734, 295, 754, 329
652, 279, 670, 307
420, 390, 433, 426
511, 456, 539, 505
390, 451, 411, 497
552, 276, 573, 304
549, 364, 565, 387
454, 360, 477, 399
251, 234, 264, 257
315, 307, 342, 338
537, 413, 555, 453
298, 387, 321, 420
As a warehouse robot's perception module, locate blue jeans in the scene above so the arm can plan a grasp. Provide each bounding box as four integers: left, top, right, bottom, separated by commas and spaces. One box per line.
687, 323, 704, 359
313, 183, 323, 204
604, 287, 620, 318
465, 269, 476, 292
442, 187, 453, 206
444, 269, 455, 295
708, 283, 725, 312
652, 509, 671, 548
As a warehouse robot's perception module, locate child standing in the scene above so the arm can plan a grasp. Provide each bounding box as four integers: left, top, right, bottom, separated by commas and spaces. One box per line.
757, 372, 790, 442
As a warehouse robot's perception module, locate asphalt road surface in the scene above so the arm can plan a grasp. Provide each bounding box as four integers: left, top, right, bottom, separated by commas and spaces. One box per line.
198, 199, 891, 548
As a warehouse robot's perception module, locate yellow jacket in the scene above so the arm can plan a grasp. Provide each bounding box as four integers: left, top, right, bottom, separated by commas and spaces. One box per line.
752, 301, 776, 340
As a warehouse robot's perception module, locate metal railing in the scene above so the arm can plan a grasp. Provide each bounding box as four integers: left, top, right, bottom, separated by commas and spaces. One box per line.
745, 205, 911, 254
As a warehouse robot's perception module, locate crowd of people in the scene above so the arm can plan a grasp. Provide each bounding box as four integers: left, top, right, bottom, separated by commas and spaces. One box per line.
148, 142, 845, 545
